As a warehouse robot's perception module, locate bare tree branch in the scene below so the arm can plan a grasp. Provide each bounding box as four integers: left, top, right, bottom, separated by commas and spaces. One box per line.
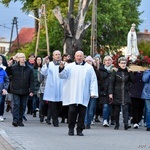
75, 0, 92, 39
52, 6, 64, 25
53, 6, 73, 37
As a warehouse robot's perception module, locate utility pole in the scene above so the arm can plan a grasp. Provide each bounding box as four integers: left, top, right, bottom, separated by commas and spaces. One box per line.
90, 0, 97, 57
9, 17, 20, 51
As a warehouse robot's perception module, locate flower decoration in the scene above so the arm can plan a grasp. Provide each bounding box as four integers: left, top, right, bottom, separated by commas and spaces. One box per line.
129, 50, 150, 67
110, 50, 150, 69
111, 51, 124, 67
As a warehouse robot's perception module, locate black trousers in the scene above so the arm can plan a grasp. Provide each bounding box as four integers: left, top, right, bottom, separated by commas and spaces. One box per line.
49, 101, 62, 125
68, 104, 86, 133
131, 97, 145, 124
114, 104, 129, 126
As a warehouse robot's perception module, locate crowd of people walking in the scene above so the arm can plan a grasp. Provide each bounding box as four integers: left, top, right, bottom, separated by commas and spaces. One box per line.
0, 50, 150, 136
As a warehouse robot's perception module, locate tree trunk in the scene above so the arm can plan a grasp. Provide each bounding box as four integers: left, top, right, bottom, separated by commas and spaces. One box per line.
53, 0, 92, 60
64, 37, 82, 59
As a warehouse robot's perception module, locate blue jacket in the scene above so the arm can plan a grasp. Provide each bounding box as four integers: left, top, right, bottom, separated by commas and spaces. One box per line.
141, 70, 150, 100
0, 67, 9, 93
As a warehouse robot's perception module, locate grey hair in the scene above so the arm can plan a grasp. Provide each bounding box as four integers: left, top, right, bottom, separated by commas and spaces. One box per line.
103, 55, 113, 64
118, 57, 127, 63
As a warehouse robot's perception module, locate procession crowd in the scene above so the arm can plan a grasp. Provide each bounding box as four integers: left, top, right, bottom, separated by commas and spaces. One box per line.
0, 50, 150, 136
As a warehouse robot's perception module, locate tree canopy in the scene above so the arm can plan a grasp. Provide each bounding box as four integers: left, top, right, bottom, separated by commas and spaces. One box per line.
1, 0, 143, 56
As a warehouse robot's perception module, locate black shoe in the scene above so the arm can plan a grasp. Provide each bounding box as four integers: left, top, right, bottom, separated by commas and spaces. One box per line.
61, 118, 65, 123
53, 123, 59, 127
23, 116, 27, 121
114, 126, 119, 130
47, 121, 51, 125
6, 105, 10, 112
18, 121, 24, 127
12, 121, 18, 127
77, 132, 84, 136
111, 121, 115, 125
146, 128, 150, 131
84, 125, 90, 129
53, 119, 59, 127
124, 124, 130, 130
68, 129, 74, 136
27, 111, 30, 114
27, 110, 31, 114
95, 119, 100, 122
40, 116, 44, 123
33, 111, 36, 117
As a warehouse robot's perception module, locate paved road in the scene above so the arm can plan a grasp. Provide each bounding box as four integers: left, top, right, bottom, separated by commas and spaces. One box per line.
0, 111, 150, 150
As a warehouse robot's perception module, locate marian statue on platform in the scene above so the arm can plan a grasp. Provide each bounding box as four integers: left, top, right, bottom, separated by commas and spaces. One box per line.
125, 23, 139, 62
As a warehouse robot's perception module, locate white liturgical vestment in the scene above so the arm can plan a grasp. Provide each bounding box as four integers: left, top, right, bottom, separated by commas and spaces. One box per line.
41, 62, 63, 102
59, 62, 98, 107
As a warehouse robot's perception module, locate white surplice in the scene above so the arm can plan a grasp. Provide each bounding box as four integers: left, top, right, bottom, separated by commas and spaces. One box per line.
40, 62, 63, 102
59, 62, 98, 107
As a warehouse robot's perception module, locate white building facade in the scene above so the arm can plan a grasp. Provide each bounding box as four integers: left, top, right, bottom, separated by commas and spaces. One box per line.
0, 37, 10, 55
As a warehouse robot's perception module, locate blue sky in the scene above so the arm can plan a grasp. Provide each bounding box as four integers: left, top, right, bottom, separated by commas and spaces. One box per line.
0, 2, 34, 41
0, 0, 150, 41
138, 0, 150, 31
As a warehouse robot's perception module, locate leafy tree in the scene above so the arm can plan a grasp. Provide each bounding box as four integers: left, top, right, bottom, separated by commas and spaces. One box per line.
138, 41, 150, 57
97, 0, 142, 53
1, 0, 143, 57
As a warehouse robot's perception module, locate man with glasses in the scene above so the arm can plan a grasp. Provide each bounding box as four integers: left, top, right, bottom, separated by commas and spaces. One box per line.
6, 53, 34, 127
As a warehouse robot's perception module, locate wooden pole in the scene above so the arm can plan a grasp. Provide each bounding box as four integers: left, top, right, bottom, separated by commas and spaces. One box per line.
90, 0, 97, 57
35, 21, 40, 57
42, 4, 50, 56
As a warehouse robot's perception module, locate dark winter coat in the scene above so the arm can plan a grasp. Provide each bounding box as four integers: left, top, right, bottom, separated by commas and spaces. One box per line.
108, 67, 134, 105
6, 62, 34, 95
130, 71, 144, 98
33, 68, 41, 95
99, 65, 112, 104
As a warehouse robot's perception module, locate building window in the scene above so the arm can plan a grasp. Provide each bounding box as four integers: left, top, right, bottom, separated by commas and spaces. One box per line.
0, 47, 5, 54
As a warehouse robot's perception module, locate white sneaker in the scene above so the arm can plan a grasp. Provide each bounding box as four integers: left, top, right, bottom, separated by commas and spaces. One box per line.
103, 120, 109, 127
0, 116, 4, 122
91, 121, 95, 125
133, 123, 139, 129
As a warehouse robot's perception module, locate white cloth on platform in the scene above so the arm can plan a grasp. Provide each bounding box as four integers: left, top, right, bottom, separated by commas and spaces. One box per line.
59, 62, 98, 107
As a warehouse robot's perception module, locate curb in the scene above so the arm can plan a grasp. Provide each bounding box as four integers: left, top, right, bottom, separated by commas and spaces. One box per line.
0, 128, 25, 150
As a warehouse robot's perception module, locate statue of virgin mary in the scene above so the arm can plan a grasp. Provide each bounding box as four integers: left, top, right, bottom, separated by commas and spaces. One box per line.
126, 23, 139, 62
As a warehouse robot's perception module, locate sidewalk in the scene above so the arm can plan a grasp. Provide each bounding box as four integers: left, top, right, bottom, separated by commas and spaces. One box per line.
0, 128, 22, 150
0, 134, 14, 150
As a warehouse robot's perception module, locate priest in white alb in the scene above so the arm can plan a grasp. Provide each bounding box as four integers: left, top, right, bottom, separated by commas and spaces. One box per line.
40, 50, 63, 127
59, 51, 98, 136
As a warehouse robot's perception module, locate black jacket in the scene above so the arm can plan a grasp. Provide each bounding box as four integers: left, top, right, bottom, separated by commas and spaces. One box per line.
6, 62, 34, 95
99, 65, 111, 104
108, 67, 134, 105
130, 71, 144, 98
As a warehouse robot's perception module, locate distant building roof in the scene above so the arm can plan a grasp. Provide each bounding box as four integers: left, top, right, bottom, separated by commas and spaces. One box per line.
137, 29, 150, 43
0, 37, 7, 42
138, 29, 150, 35
10, 28, 35, 52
